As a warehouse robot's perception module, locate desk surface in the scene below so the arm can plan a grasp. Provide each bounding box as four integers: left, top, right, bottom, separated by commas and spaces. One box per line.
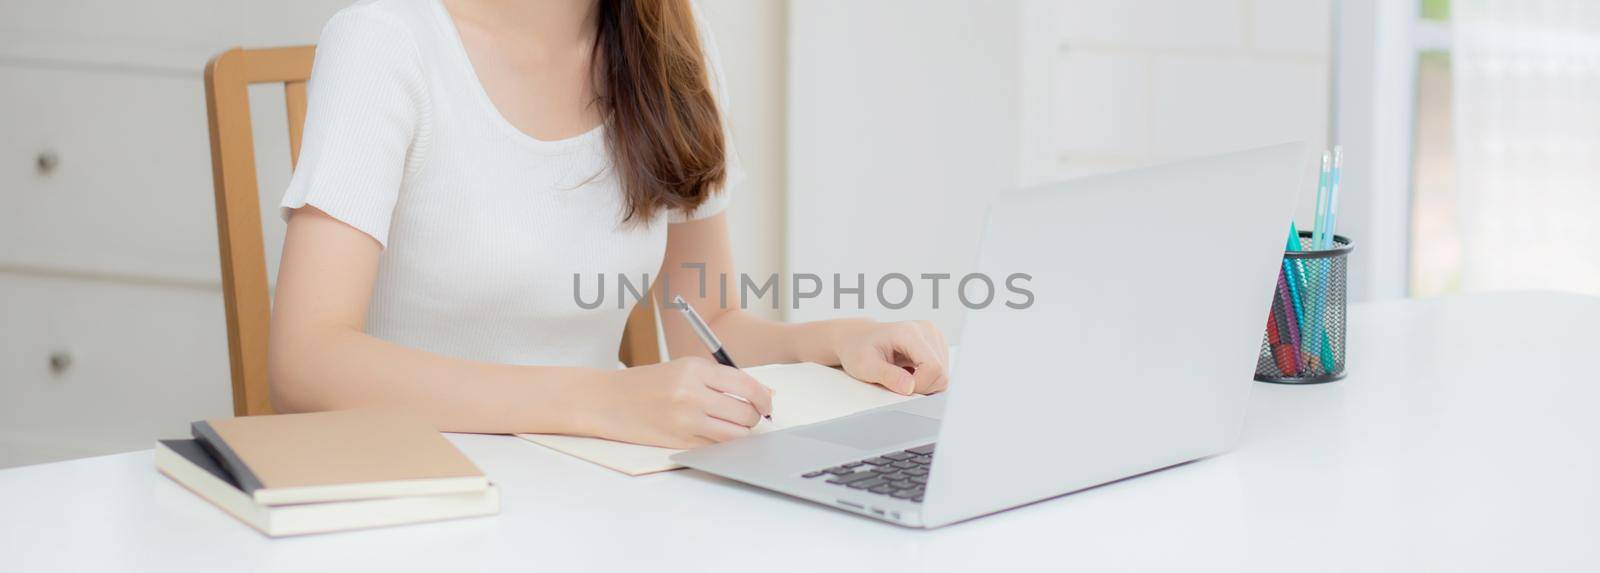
3, 291, 1598, 572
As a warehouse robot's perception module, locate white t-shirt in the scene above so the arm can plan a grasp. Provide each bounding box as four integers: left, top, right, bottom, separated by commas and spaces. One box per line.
281, 0, 741, 369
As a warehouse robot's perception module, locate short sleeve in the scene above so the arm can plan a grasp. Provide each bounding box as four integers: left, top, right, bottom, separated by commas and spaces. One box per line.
669, 1, 746, 224
280, 5, 430, 247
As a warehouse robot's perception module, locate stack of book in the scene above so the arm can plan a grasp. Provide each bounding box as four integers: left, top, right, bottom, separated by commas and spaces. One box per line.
155, 409, 499, 537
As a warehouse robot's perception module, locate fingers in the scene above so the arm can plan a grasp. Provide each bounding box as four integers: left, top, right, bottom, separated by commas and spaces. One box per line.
891, 323, 949, 394
700, 388, 763, 428
696, 417, 753, 443
861, 356, 917, 395
701, 366, 773, 417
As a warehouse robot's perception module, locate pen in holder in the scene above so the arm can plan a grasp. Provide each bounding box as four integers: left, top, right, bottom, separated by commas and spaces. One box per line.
1255, 232, 1353, 384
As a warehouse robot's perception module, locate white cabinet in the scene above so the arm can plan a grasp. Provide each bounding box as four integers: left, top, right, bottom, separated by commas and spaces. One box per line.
0, 274, 233, 468
0, 0, 342, 71
0, 1, 345, 468
0, 66, 218, 284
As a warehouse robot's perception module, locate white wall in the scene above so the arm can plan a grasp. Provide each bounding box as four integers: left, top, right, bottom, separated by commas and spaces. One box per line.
1023, 0, 1333, 219
698, 0, 788, 320
787, 0, 1333, 337
787, 0, 1023, 336
1333, 0, 1417, 301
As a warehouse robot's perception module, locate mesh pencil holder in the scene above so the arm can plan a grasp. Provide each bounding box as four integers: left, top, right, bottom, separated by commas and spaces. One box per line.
1254, 232, 1353, 384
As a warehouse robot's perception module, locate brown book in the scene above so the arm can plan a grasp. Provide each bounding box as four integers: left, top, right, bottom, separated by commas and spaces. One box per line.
189, 409, 487, 505
155, 439, 498, 537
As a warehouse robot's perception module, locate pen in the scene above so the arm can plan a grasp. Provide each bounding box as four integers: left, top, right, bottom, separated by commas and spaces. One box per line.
1312, 152, 1331, 248
1313, 146, 1343, 371
1272, 269, 1302, 375
1285, 224, 1312, 368
1266, 295, 1298, 376
672, 295, 771, 421
1323, 146, 1342, 250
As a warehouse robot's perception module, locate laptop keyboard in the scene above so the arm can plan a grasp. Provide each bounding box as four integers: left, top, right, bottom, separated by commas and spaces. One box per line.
801, 443, 934, 503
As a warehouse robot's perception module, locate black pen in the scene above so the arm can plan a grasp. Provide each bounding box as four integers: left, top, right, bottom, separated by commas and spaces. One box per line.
673, 295, 771, 421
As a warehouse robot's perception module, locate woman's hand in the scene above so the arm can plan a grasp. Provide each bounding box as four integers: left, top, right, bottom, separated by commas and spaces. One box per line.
582, 357, 774, 449
833, 319, 951, 395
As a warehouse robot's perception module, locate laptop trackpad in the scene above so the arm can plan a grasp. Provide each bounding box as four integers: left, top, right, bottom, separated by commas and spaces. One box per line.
791, 411, 939, 452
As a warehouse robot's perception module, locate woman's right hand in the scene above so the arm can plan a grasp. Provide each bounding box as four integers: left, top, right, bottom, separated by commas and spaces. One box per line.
582, 357, 774, 449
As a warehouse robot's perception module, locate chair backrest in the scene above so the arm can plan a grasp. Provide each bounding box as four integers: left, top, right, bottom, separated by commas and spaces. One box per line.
203, 46, 659, 417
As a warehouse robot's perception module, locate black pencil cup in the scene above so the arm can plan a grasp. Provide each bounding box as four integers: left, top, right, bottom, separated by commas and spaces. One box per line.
1254, 232, 1353, 384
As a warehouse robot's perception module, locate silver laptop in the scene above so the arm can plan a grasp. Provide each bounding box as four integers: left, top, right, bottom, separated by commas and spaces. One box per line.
672, 143, 1309, 528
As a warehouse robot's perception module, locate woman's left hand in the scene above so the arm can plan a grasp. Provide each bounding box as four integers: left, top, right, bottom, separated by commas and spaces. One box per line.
833, 320, 951, 395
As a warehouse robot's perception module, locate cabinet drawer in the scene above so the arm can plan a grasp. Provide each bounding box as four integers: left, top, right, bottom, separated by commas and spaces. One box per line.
0, 64, 292, 286
0, 274, 233, 468
0, 0, 343, 72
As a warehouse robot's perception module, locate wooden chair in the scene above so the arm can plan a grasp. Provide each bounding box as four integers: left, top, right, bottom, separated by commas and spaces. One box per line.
203, 46, 660, 417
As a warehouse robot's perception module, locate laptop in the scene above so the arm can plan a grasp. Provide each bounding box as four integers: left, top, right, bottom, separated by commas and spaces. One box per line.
671, 143, 1309, 528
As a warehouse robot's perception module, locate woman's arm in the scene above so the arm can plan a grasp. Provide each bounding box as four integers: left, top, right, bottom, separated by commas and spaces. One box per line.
270, 208, 770, 447
655, 213, 951, 395
270, 208, 604, 433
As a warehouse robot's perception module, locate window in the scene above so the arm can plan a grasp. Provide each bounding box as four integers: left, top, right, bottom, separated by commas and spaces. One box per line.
1409, 1, 1457, 296
1409, 0, 1600, 297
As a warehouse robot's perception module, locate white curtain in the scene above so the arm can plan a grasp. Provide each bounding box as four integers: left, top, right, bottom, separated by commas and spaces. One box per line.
1452, 0, 1600, 294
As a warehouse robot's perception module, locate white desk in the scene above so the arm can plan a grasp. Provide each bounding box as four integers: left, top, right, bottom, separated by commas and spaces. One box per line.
3, 292, 1597, 572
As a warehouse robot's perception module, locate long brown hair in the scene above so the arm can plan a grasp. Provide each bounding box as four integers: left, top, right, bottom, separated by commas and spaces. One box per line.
593, 0, 727, 223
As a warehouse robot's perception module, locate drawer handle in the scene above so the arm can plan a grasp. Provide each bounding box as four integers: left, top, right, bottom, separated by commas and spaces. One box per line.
37, 150, 60, 175
49, 351, 72, 375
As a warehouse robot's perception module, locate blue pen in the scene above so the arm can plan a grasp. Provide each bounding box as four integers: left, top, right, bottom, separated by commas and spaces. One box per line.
1312, 152, 1331, 249
1324, 146, 1343, 250
1315, 146, 1343, 369
1304, 153, 1332, 372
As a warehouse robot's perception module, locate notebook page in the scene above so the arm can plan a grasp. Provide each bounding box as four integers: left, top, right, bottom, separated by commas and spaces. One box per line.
516, 362, 915, 475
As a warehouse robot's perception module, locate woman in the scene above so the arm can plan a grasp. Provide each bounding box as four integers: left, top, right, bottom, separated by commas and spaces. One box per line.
272, 0, 948, 449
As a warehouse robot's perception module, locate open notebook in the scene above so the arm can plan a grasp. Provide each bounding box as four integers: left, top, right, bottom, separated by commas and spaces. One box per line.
517, 362, 917, 475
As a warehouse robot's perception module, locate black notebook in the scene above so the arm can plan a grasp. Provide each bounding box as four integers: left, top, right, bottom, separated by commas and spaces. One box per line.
162, 439, 241, 487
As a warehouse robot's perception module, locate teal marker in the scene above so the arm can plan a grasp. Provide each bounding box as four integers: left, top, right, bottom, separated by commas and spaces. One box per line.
1284, 224, 1311, 366
1324, 146, 1343, 250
